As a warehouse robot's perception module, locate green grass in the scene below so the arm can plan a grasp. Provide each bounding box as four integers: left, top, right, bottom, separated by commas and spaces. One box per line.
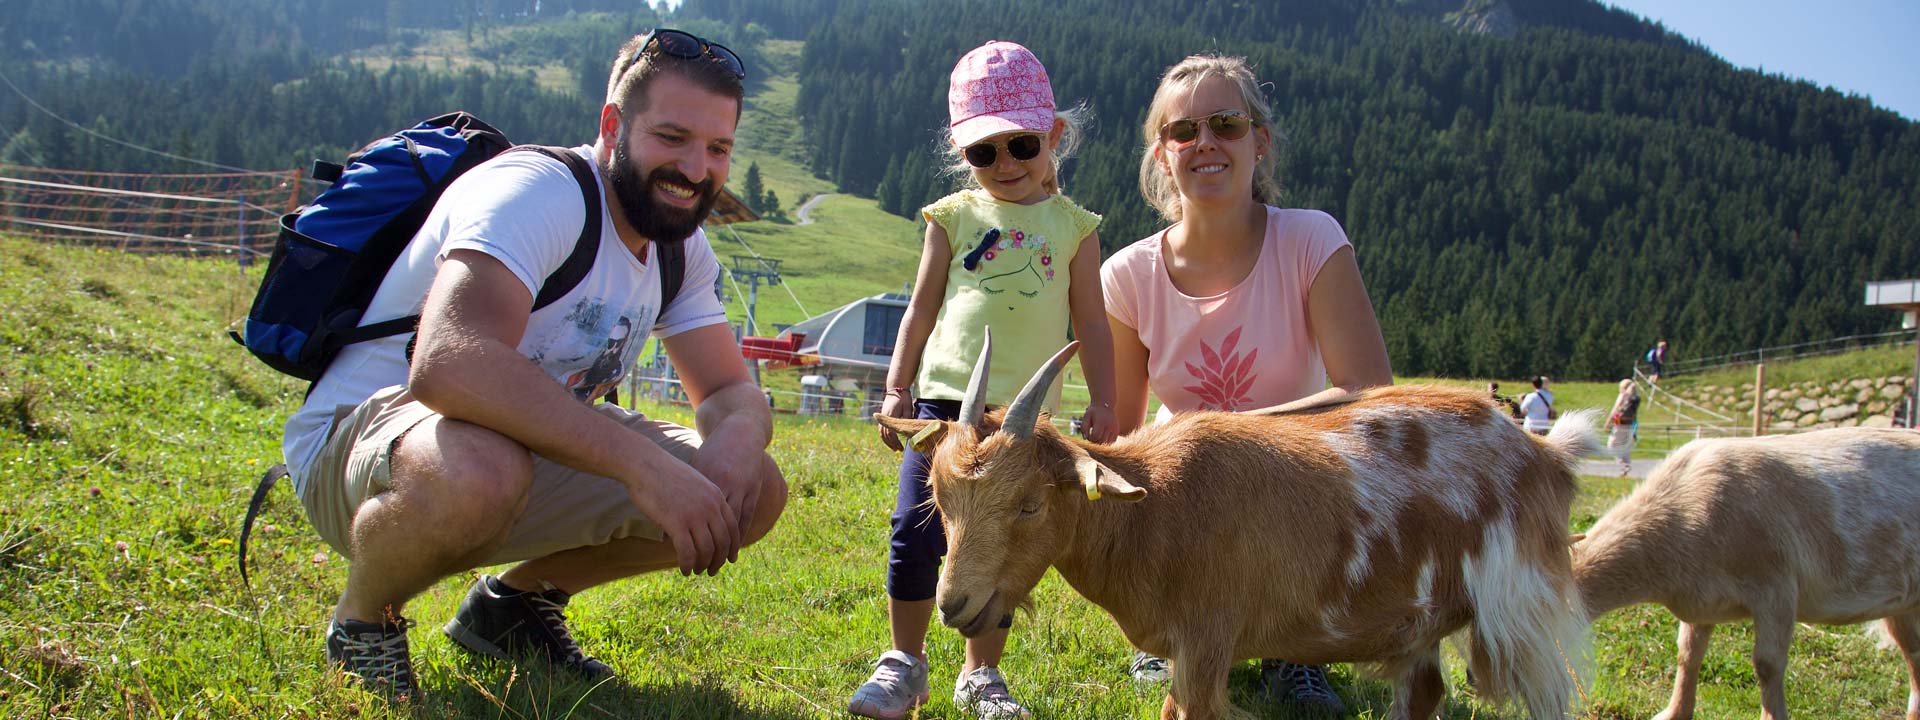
1669, 345, 1915, 391
4, 236, 1916, 718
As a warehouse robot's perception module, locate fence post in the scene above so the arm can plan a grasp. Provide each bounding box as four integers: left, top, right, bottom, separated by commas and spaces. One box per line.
1753, 361, 1766, 436
236, 193, 248, 268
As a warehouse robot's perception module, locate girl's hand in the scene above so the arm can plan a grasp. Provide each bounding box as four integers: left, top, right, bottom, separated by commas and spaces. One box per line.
1080, 403, 1119, 444
877, 392, 915, 452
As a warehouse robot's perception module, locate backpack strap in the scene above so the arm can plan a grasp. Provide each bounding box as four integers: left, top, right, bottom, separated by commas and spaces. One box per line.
376, 146, 600, 358
519, 145, 601, 312
656, 234, 686, 316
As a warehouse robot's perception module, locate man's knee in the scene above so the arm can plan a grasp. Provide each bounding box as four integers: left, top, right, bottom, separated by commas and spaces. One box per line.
388, 418, 534, 527
744, 454, 788, 546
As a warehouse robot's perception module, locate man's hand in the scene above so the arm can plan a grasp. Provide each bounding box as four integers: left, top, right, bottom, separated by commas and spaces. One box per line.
877, 393, 915, 451
622, 459, 739, 576
1080, 403, 1118, 444
689, 436, 767, 553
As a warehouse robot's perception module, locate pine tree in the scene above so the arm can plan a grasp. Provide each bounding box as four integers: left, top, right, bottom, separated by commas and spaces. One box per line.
762, 190, 782, 220
742, 161, 767, 213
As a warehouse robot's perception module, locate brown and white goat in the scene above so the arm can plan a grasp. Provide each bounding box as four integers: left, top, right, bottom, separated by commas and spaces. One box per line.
876, 337, 1596, 720
1572, 427, 1920, 720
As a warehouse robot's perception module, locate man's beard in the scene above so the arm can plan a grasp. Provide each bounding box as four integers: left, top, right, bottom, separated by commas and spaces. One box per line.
607, 135, 719, 245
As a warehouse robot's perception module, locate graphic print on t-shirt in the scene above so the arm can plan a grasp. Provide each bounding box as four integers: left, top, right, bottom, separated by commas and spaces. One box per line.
525, 297, 649, 403
971, 226, 1057, 302
1183, 326, 1258, 411
567, 315, 635, 401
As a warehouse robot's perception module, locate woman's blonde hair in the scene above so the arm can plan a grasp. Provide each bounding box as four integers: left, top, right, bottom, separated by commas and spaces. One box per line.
1618, 379, 1638, 396
940, 104, 1090, 194
1138, 54, 1282, 222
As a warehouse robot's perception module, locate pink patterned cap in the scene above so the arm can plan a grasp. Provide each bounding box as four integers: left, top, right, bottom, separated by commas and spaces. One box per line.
947, 41, 1055, 147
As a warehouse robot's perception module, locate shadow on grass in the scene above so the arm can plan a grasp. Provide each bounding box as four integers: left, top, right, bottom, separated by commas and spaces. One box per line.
1221, 662, 1535, 720
413, 655, 820, 720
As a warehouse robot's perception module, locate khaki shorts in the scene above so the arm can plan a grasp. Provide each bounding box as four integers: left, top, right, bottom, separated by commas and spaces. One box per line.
298, 385, 700, 566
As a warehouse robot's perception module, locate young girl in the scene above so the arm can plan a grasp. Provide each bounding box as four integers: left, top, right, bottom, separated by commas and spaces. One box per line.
849, 40, 1117, 720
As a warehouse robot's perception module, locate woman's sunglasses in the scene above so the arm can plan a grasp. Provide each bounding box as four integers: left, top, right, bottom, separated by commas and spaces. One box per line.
1159, 110, 1254, 146
963, 134, 1045, 168
625, 28, 746, 80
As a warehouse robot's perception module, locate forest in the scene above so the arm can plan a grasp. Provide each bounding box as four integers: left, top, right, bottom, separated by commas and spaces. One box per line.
2, 0, 1914, 379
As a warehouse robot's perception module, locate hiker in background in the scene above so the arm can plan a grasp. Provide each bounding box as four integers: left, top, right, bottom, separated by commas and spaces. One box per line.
1520, 375, 1556, 435
1488, 381, 1521, 419
278, 30, 785, 702
1606, 378, 1640, 476
1645, 339, 1669, 385
1101, 53, 1392, 716
855, 40, 1118, 720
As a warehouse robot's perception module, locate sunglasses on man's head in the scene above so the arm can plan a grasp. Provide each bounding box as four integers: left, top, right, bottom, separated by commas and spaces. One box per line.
962, 134, 1045, 168
1159, 110, 1254, 146
625, 28, 746, 80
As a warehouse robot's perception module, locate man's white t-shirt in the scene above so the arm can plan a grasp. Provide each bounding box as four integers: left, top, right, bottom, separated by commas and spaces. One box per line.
281, 145, 728, 492
1520, 388, 1555, 433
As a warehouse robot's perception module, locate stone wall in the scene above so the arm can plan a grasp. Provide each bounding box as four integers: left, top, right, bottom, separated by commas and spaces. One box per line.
1664, 375, 1912, 431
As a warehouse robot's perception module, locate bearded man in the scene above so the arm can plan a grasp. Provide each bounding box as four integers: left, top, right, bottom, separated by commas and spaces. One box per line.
277, 29, 785, 702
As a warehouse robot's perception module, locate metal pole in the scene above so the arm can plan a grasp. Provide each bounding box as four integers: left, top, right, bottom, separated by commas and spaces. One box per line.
746, 276, 761, 387
1753, 361, 1766, 436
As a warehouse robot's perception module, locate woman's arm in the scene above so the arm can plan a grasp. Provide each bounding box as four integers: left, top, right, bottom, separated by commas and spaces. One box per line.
1108, 312, 1152, 435
1298, 246, 1392, 406
878, 222, 953, 450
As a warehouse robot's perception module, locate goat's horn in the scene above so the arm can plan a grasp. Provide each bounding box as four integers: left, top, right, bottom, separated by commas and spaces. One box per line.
1004, 342, 1080, 440
957, 327, 993, 427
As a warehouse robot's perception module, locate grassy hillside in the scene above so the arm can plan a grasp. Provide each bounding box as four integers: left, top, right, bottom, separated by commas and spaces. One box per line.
4, 235, 1916, 718
710, 39, 923, 335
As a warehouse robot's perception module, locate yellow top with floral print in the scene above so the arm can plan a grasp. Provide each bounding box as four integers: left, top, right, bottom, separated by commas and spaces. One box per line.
916, 189, 1101, 410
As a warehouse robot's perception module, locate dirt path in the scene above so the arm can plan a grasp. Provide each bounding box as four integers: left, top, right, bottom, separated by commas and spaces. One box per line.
795, 193, 835, 225
1580, 457, 1661, 479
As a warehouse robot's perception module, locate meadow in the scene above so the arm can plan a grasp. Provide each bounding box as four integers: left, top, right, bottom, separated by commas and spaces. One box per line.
2, 235, 1915, 719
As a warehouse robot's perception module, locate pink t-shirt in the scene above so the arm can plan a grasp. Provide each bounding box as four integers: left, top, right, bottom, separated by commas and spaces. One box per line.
1101, 206, 1351, 416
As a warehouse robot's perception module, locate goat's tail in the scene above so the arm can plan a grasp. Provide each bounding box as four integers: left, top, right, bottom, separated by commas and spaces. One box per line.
1539, 408, 1602, 462
1462, 520, 1592, 719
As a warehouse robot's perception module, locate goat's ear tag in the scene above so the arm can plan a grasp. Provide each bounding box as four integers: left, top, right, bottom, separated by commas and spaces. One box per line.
1085, 484, 1102, 501
910, 422, 941, 447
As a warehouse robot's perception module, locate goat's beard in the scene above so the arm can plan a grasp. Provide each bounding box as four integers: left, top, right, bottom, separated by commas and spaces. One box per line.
607, 134, 717, 245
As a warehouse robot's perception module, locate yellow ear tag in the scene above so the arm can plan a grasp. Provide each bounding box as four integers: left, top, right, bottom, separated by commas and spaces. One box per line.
910, 423, 941, 447
1086, 484, 1102, 501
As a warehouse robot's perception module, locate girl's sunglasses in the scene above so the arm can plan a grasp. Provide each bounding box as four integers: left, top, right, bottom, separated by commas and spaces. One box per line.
963, 134, 1045, 168
1159, 110, 1254, 146
626, 28, 746, 80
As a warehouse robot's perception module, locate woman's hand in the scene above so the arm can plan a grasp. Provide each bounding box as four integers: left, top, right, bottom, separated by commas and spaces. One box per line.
1080, 403, 1119, 444
877, 392, 915, 451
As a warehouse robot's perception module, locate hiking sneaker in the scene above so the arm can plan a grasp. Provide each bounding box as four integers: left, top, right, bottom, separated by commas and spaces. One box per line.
442, 575, 614, 679
326, 616, 418, 703
1128, 651, 1169, 683
1261, 660, 1348, 716
953, 665, 1032, 719
847, 650, 929, 719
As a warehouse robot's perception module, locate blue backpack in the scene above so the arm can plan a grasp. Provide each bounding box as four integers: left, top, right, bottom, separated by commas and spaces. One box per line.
231, 111, 686, 382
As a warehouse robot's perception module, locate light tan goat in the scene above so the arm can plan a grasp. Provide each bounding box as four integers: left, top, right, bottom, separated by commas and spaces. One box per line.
1572, 427, 1920, 720
876, 336, 1596, 720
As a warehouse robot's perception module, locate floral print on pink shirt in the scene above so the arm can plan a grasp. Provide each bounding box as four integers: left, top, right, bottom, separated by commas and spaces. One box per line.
1182, 326, 1258, 411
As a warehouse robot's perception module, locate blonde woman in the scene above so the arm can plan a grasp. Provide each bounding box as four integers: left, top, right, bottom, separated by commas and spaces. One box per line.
1606, 378, 1640, 476
1100, 53, 1393, 717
